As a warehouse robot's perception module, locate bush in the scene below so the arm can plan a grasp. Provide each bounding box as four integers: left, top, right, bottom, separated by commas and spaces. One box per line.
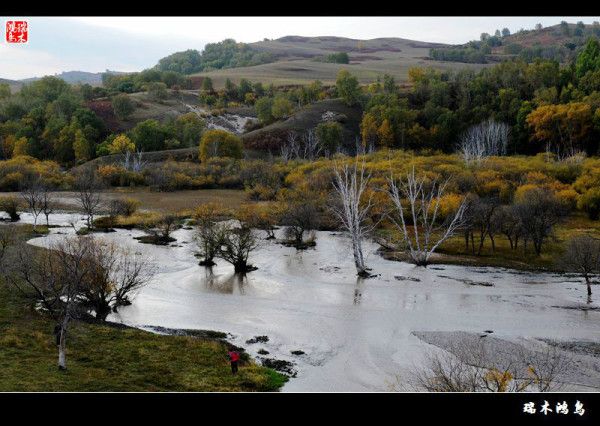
0, 196, 21, 221
97, 164, 145, 187
199, 130, 243, 162
578, 187, 600, 220
111, 94, 135, 120
109, 197, 141, 217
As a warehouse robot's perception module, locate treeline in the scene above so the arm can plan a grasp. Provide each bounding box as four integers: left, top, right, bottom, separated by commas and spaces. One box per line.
4, 151, 600, 257
0, 74, 207, 165
350, 38, 600, 156
198, 77, 332, 123
313, 52, 350, 64
101, 68, 191, 95
431, 22, 600, 64
156, 39, 276, 75
0, 77, 108, 164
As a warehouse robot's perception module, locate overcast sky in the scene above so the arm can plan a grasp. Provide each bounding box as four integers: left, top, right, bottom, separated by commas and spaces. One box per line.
1, 16, 600, 80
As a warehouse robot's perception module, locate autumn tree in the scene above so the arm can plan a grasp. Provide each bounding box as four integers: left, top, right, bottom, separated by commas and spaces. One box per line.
360, 113, 379, 149
526, 103, 593, 156
336, 69, 361, 106
377, 119, 394, 147
108, 134, 135, 155
199, 129, 243, 162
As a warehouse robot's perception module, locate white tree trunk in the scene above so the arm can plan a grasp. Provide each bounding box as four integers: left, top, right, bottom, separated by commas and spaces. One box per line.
387, 166, 466, 266
58, 328, 67, 370
332, 157, 376, 276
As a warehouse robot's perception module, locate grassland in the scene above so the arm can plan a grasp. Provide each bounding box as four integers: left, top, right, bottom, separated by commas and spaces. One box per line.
0, 188, 250, 213
0, 226, 286, 391
194, 57, 488, 89
193, 36, 489, 88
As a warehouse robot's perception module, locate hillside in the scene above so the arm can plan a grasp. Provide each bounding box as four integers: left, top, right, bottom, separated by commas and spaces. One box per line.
243, 98, 362, 152
191, 36, 489, 88
17, 70, 128, 88
431, 22, 600, 64
0, 78, 22, 93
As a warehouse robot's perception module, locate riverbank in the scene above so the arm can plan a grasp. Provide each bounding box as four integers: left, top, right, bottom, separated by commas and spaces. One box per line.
0, 226, 286, 392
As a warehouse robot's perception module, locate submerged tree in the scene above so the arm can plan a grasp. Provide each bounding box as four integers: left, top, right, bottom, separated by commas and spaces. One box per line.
80, 238, 156, 321
561, 235, 600, 303
217, 224, 259, 273
194, 203, 225, 266
331, 157, 377, 276
20, 175, 44, 231
40, 183, 56, 227
387, 167, 466, 266
74, 167, 104, 230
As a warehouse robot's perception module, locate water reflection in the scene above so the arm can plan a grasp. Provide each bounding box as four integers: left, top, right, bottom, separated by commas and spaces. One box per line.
203, 268, 248, 295
354, 277, 365, 305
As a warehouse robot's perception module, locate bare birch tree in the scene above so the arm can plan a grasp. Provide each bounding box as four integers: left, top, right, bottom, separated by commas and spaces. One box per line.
387, 167, 466, 266
303, 128, 321, 160
10, 236, 95, 370
75, 168, 104, 230
458, 119, 509, 165
20, 176, 44, 231
331, 157, 377, 276
121, 150, 147, 172
40, 183, 55, 227
281, 131, 300, 161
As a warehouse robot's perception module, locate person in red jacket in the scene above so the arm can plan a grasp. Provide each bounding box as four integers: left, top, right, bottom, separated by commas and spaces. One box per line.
228, 350, 240, 374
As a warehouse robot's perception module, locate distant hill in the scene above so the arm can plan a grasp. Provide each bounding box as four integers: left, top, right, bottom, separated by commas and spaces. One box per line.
0, 78, 22, 93
18, 70, 127, 87
430, 22, 600, 64
192, 35, 487, 88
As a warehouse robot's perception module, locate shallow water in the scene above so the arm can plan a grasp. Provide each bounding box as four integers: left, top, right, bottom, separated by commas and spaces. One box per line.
20, 212, 600, 392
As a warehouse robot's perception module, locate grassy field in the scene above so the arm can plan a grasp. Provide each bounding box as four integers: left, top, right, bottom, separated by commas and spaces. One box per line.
192, 36, 488, 88
193, 57, 488, 89
3, 188, 251, 213
0, 226, 286, 391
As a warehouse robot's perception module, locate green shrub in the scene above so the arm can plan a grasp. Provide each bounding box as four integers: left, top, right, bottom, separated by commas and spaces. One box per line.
578, 187, 600, 220
199, 130, 243, 162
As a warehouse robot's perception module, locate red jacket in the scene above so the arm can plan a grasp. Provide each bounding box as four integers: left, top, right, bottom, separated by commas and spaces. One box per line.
228, 351, 240, 362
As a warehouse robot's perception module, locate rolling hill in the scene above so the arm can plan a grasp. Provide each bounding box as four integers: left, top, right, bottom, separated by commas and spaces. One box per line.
0, 78, 22, 93
191, 36, 490, 88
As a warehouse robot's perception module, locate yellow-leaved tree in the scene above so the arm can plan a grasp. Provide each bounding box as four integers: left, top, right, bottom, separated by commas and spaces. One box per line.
109, 134, 136, 155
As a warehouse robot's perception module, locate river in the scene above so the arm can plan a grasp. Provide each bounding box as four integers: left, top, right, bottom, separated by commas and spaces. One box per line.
9, 211, 600, 392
